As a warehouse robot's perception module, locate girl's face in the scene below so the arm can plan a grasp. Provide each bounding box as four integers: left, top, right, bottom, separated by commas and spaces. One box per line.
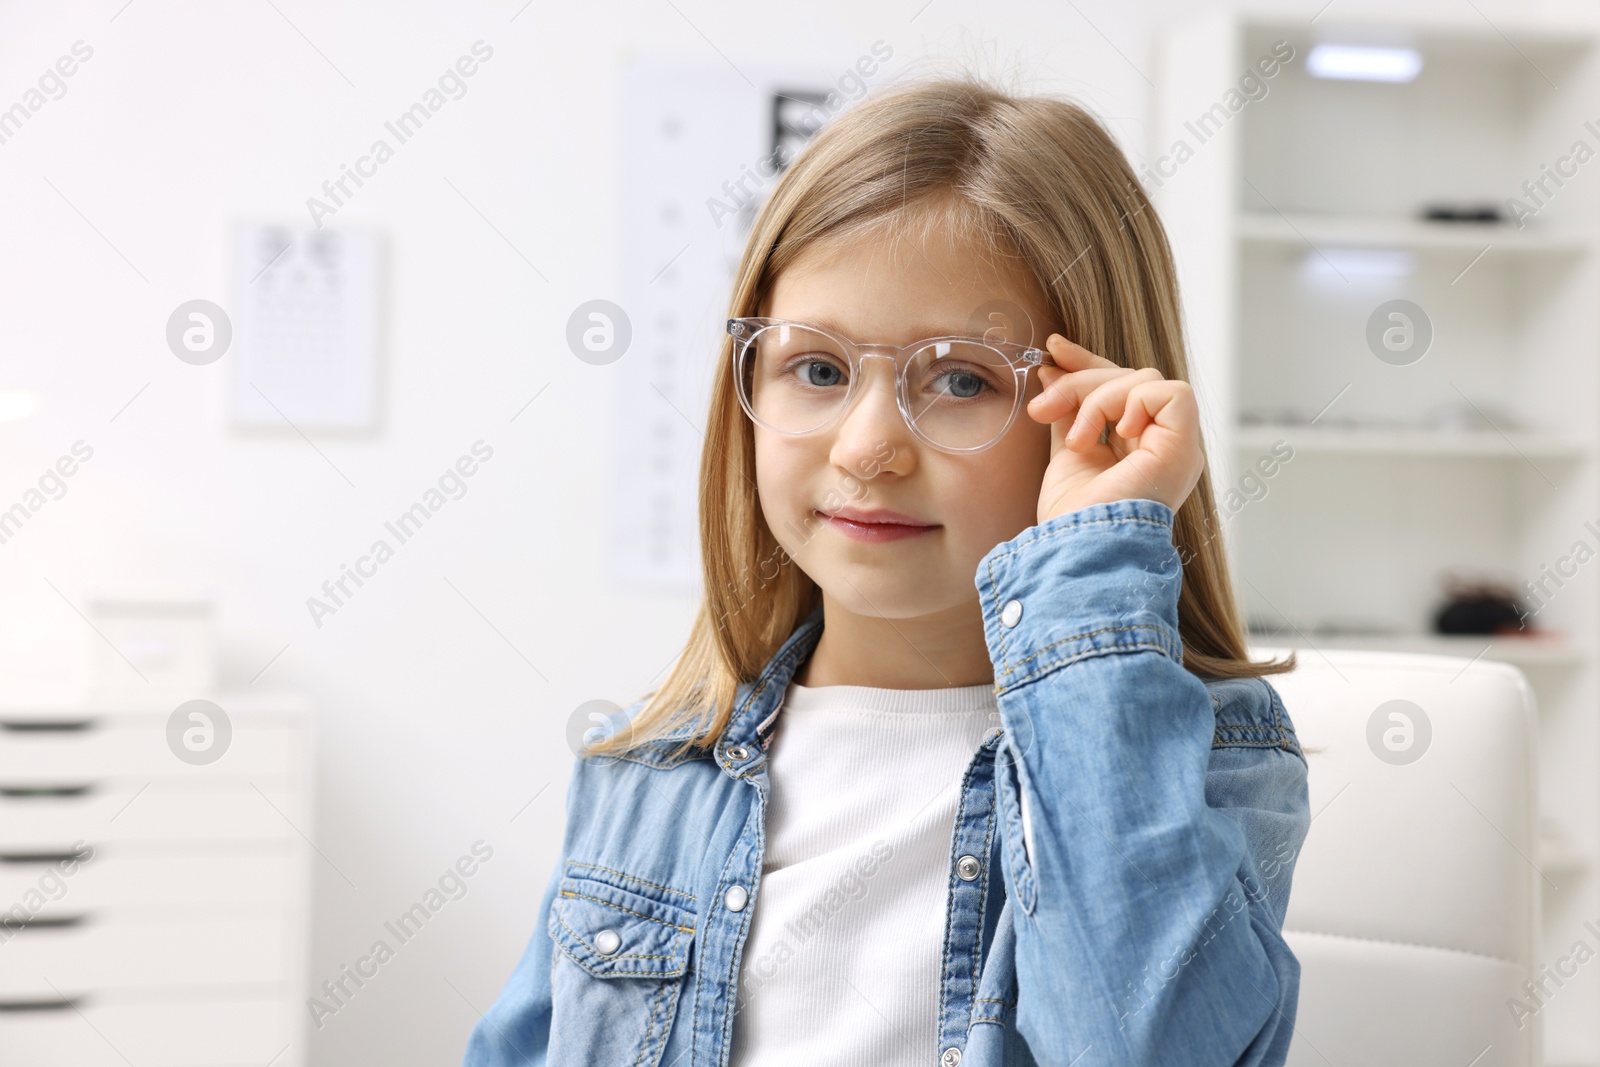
754, 221, 1058, 622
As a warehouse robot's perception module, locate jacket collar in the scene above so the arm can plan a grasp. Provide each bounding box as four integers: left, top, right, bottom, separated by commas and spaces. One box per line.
628, 604, 825, 768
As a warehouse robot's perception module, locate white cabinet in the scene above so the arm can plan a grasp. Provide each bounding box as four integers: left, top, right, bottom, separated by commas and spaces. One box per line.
1157, 10, 1600, 1064
0, 690, 313, 1066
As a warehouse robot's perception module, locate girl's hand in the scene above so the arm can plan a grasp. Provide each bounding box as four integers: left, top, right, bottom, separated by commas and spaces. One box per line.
1026, 334, 1205, 524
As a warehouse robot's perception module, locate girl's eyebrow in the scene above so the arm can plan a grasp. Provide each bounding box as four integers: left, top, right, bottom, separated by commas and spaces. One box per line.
797, 316, 976, 342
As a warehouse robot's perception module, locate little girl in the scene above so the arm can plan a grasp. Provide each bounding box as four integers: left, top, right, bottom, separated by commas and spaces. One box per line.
462, 74, 1311, 1067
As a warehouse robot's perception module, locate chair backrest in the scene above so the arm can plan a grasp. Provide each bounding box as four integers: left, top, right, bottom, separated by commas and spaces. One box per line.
1248, 645, 1542, 1067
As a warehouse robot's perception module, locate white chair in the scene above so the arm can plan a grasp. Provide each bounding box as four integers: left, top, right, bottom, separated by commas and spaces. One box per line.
1249, 646, 1542, 1067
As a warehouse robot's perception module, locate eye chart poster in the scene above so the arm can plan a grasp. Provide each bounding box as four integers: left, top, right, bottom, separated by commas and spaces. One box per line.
610, 47, 896, 591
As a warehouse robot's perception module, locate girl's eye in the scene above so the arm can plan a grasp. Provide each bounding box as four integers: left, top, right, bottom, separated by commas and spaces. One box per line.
930, 369, 990, 399
796, 359, 846, 387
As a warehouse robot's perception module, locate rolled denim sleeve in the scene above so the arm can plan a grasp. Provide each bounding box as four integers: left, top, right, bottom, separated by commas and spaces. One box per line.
976, 498, 1310, 1067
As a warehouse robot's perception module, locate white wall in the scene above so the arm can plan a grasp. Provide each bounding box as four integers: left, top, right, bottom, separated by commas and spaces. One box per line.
0, 0, 1559, 1062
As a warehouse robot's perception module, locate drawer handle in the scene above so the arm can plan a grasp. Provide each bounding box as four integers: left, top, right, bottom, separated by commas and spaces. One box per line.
0, 845, 94, 865
0, 912, 88, 934
0, 997, 80, 1013
0, 719, 95, 732
0, 784, 96, 799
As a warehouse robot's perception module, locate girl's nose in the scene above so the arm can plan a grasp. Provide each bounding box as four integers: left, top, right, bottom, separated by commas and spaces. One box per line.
829, 354, 914, 473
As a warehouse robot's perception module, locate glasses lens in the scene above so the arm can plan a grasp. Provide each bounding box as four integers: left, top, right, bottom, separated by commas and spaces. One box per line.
903, 341, 1021, 450
740, 323, 853, 434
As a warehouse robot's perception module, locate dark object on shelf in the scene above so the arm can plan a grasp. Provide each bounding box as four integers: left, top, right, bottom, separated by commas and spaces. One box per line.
1433, 576, 1532, 635
1419, 202, 1505, 224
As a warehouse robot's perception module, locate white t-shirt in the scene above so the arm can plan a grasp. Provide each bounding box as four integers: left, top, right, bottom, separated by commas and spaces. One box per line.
729, 680, 1001, 1067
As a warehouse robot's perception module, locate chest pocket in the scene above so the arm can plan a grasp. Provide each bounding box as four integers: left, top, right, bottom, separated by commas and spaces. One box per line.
547, 861, 698, 1066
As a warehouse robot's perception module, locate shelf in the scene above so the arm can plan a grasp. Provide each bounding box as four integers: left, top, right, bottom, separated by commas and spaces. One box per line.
1236, 212, 1593, 255
1235, 424, 1592, 460
1249, 631, 1591, 668
1169, 10, 1600, 1056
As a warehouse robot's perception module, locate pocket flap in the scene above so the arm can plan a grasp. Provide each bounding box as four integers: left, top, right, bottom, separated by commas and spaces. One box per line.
548, 864, 697, 978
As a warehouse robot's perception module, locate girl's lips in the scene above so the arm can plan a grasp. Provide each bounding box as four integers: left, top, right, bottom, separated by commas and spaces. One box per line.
817, 509, 939, 543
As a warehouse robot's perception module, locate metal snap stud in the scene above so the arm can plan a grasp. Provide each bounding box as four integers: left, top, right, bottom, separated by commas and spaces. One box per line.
724, 884, 748, 912
956, 854, 981, 881
594, 928, 621, 955
1000, 599, 1023, 628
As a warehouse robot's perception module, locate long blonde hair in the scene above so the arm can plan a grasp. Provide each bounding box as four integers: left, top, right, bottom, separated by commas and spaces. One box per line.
587, 73, 1294, 761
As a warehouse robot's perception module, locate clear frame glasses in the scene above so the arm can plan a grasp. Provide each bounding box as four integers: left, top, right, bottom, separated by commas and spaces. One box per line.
726, 317, 1047, 454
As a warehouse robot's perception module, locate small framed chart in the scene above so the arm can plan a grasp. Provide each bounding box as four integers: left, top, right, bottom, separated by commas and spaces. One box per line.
228, 222, 383, 432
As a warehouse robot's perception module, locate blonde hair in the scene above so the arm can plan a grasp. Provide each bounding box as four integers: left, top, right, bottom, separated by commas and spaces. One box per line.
586, 73, 1295, 761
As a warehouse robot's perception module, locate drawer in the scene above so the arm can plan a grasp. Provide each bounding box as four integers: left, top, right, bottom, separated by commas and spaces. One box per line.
0, 841, 301, 909
0, 914, 295, 995
0, 780, 306, 846
0, 994, 299, 1067
0, 715, 306, 778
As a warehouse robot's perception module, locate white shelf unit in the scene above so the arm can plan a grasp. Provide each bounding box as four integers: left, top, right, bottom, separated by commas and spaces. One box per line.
0, 689, 314, 1066
1158, 10, 1600, 1064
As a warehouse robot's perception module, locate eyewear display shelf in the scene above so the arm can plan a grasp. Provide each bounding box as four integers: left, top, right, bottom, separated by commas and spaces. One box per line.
1158, 9, 1600, 1065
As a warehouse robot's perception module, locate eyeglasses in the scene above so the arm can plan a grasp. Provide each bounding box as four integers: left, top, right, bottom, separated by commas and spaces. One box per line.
726, 317, 1046, 454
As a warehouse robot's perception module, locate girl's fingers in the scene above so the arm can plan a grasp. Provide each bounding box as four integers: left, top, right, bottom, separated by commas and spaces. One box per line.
1064, 368, 1164, 450
1115, 382, 1158, 440
1115, 379, 1192, 440
1030, 335, 1151, 426
1044, 333, 1117, 372
1029, 365, 1128, 424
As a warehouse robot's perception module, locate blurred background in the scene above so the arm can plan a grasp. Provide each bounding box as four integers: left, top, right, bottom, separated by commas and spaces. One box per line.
2, 0, 1598, 1063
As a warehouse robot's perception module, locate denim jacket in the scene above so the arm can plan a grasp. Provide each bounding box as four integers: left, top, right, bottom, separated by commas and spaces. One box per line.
461, 498, 1312, 1067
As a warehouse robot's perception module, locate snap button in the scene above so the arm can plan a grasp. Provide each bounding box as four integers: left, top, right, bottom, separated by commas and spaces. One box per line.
724, 884, 748, 912
593, 928, 621, 955
1000, 599, 1023, 628
956, 854, 981, 881
940, 1047, 962, 1067
726, 744, 749, 761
